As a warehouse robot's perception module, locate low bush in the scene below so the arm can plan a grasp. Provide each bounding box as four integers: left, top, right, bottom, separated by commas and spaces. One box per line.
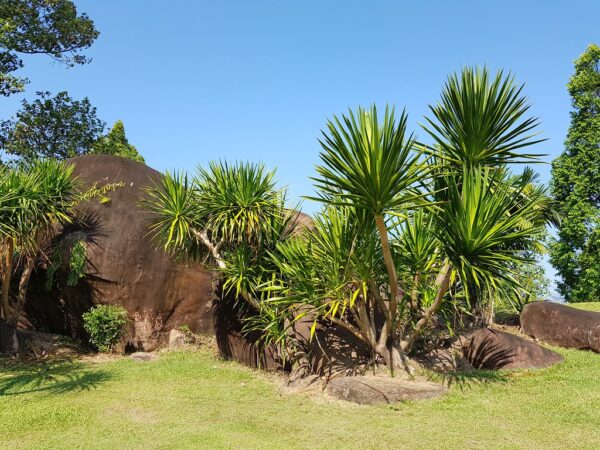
82, 305, 128, 352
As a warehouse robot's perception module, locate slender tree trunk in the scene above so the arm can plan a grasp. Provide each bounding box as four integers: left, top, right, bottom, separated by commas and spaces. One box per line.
193, 228, 262, 310
410, 272, 420, 311
1, 238, 14, 321
401, 260, 452, 353
374, 214, 401, 376
11, 256, 34, 326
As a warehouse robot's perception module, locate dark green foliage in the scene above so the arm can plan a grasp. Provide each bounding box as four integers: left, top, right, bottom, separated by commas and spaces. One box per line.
0, 91, 105, 163
0, 0, 98, 96
550, 44, 600, 302
92, 121, 145, 163
82, 305, 128, 352
501, 257, 550, 313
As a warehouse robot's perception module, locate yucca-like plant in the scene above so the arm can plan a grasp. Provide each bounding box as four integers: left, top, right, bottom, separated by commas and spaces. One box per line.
422, 67, 545, 167
267, 94, 550, 374
143, 161, 296, 310
310, 105, 427, 373
0, 160, 79, 335
142, 68, 552, 377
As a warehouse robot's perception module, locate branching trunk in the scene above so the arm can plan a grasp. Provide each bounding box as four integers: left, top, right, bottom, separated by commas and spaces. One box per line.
192, 228, 261, 310
192, 229, 226, 269
374, 214, 402, 376
401, 260, 451, 353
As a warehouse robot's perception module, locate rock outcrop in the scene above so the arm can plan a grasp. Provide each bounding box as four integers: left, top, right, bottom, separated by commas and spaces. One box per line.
463, 328, 563, 370
326, 376, 447, 405
24, 155, 216, 351
521, 302, 600, 353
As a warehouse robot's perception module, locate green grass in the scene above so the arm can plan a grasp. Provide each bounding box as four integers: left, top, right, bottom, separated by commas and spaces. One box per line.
1, 346, 600, 449
570, 301, 600, 312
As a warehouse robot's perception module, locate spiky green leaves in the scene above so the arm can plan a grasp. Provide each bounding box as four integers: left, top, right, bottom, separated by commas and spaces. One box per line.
196, 161, 282, 245
433, 167, 545, 297
423, 67, 545, 167
0, 159, 79, 253
312, 105, 425, 215
143, 171, 197, 254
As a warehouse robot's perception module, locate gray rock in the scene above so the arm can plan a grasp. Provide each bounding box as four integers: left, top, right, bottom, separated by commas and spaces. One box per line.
168, 329, 186, 348
130, 352, 158, 362
326, 375, 446, 405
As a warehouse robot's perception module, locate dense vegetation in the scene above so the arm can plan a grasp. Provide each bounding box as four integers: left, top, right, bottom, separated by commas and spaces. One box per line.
144, 68, 553, 375
0, 160, 80, 352
0, 0, 98, 96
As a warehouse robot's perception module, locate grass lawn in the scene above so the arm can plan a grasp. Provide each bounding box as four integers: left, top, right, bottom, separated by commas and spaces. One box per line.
2, 336, 600, 448
571, 301, 600, 312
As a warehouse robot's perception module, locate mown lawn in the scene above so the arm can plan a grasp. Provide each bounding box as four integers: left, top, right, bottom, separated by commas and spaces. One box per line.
571, 301, 600, 312
1, 332, 600, 449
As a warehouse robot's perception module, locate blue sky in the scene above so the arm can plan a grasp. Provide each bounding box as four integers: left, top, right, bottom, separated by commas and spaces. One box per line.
2, 0, 599, 296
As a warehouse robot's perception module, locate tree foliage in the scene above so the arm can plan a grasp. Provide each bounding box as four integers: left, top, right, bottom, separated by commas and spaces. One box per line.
0, 0, 98, 96
0, 91, 105, 163
550, 44, 600, 303
92, 120, 145, 163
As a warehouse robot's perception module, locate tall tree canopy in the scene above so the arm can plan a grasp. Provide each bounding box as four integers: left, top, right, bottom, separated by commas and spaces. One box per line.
0, 0, 98, 96
0, 91, 105, 163
550, 44, 600, 303
92, 120, 145, 163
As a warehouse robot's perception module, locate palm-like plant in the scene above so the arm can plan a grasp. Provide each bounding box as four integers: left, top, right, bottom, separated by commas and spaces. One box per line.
0, 160, 79, 334
311, 105, 426, 373
143, 161, 295, 310
274, 89, 549, 372
142, 68, 552, 377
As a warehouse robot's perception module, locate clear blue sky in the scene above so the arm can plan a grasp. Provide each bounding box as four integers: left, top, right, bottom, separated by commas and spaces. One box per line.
1, 0, 599, 296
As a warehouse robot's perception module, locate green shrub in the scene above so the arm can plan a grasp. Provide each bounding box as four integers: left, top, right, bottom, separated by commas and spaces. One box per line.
82, 305, 128, 352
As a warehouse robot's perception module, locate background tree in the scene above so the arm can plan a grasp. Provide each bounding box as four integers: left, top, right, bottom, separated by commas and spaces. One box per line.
0, 91, 105, 163
550, 44, 600, 303
0, 0, 98, 96
92, 120, 145, 163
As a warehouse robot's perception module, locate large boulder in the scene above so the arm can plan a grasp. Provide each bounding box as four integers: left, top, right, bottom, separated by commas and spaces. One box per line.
24, 155, 216, 351
521, 302, 600, 353
463, 328, 563, 370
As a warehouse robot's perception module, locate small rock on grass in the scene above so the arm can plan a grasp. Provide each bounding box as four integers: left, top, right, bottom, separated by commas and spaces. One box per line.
326, 375, 447, 405
130, 352, 159, 362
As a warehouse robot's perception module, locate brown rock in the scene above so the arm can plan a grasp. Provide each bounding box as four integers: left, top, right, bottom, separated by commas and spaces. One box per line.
24, 155, 215, 351
326, 375, 446, 405
521, 302, 600, 353
463, 328, 563, 370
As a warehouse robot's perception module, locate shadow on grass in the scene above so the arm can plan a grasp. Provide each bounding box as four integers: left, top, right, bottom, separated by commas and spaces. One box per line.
425, 369, 510, 391
0, 357, 113, 396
